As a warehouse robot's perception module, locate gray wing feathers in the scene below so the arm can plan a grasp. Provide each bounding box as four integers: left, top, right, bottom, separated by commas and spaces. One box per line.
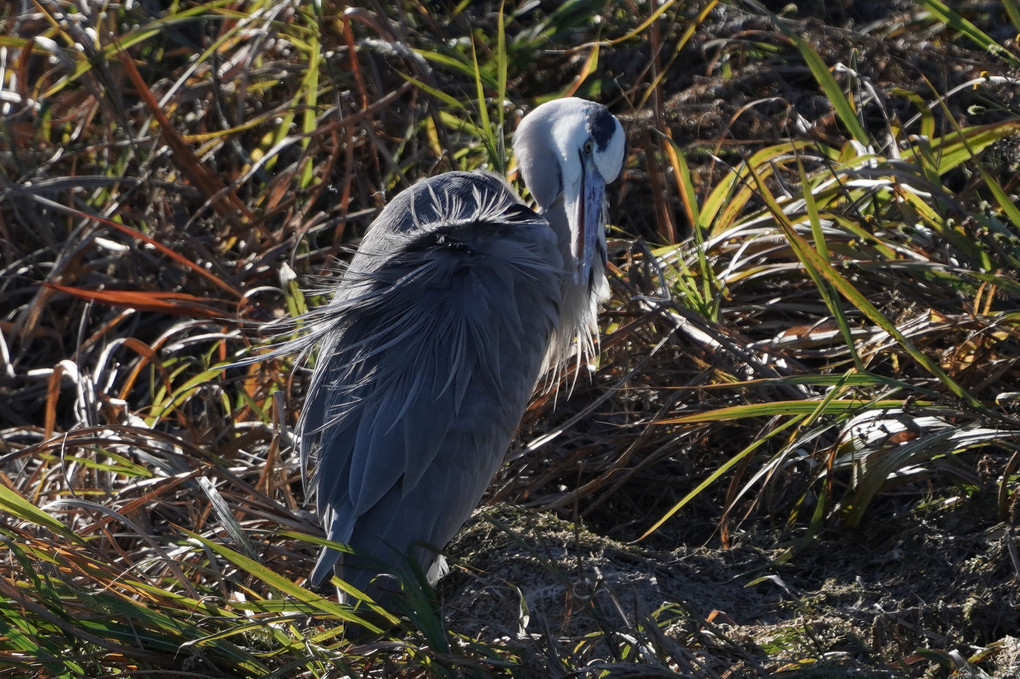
298, 172, 562, 594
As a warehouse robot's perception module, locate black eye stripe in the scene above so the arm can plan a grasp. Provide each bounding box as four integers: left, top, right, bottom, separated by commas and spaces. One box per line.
587, 106, 617, 151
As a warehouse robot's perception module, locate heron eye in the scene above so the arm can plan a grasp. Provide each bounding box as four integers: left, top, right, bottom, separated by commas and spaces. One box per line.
583, 138, 594, 154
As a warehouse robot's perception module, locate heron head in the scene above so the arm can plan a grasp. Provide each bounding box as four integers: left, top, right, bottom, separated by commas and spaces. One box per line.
514, 98, 625, 286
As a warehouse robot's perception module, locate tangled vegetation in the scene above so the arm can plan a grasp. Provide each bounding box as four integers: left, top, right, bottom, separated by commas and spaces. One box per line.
1, 0, 1019, 676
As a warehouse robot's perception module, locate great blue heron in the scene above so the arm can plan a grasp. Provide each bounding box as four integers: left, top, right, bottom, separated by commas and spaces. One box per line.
296, 97, 626, 605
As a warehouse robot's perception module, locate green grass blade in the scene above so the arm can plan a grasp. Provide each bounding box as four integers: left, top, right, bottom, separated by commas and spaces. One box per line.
470, 37, 502, 173
791, 39, 869, 144
639, 415, 804, 540
184, 529, 393, 632
759, 8, 870, 143
1003, 0, 1020, 29
914, 0, 1020, 66
799, 155, 864, 371
398, 72, 465, 110
701, 140, 819, 234
0, 485, 76, 539
496, 0, 508, 135
750, 165, 980, 406
977, 164, 1020, 230
900, 120, 1020, 175
661, 132, 702, 233
415, 48, 498, 88
656, 398, 914, 424
298, 6, 321, 188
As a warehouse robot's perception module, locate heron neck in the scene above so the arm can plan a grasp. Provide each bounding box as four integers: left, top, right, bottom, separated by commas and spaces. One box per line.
540, 196, 606, 371
542, 197, 574, 276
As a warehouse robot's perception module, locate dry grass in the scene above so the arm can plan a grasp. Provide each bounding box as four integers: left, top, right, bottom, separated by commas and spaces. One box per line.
2, 0, 1020, 676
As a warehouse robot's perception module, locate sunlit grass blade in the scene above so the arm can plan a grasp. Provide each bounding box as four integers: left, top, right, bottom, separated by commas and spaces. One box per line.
0, 485, 77, 539
415, 49, 499, 88
663, 132, 702, 234
746, 163, 981, 407
611, 0, 681, 44
899, 120, 1020, 174
399, 72, 465, 110
701, 140, 820, 235
496, 0, 508, 131
639, 415, 804, 540
298, 6, 321, 188
637, 0, 718, 108
655, 398, 913, 425
759, 8, 870, 144
977, 165, 1020, 230
470, 36, 499, 173
185, 530, 395, 632
798, 155, 864, 371
914, 0, 1020, 66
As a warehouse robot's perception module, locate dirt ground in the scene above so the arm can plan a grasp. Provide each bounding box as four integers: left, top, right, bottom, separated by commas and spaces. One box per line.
440, 499, 1017, 676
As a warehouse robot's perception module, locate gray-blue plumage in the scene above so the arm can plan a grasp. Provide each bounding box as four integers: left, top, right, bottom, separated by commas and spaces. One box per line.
297, 98, 626, 604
